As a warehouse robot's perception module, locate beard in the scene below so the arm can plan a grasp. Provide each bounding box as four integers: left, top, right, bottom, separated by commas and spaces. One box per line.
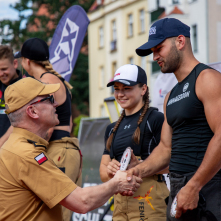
160, 43, 182, 73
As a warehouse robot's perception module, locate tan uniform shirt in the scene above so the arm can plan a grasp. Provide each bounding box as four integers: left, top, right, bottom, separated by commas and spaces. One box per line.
0, 127, 77, 221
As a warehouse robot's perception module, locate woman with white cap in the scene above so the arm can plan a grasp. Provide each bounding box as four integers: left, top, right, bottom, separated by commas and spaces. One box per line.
14, 37, 82, 221
99, 64, 169, 221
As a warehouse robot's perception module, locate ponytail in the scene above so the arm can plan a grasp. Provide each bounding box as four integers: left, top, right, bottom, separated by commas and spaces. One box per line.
35, 60, 73, 90
132, 84, 149, 144
106, 110, 125, 151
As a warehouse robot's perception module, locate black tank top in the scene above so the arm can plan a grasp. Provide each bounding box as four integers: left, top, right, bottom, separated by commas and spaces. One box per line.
166, 63, 214, 174
40, 72, 72, 126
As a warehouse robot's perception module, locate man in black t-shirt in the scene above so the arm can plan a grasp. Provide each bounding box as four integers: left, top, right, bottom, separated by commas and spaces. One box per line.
126, 18, 221, 221
0, 45, 22, 147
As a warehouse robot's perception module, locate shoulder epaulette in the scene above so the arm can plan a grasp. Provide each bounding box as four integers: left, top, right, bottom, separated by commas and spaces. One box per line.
27, 139, 47, 149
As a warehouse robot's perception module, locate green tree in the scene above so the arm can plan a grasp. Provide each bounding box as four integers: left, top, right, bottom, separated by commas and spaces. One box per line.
0, 0, 93, 115
73, 114, 88, 137
70, 52, 89, 115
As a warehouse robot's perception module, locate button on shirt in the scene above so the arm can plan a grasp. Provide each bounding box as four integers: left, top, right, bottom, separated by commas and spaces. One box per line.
0, 127, 77, 221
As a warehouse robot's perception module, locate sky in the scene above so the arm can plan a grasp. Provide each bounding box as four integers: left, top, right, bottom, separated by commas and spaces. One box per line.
0, 0, 19, 20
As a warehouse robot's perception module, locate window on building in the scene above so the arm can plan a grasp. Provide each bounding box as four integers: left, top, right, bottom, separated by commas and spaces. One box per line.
112, 20, 117, 41
111, 20, 117, 51
128, 14, 133, 37
172, 0, 179, 4
99, 26, 104, 48
111, 61, 117, 93
139, 9, 145, 33
128, 57, 134, 64
192, 24, 198, 52
157, 0, 160, 8
141, 57, 146, 71
99, 66, 105, 89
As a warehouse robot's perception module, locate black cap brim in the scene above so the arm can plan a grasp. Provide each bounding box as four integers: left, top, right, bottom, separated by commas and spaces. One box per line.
14, 51, 22, 59
136, 38, 166, 56
107, 79, 138, 87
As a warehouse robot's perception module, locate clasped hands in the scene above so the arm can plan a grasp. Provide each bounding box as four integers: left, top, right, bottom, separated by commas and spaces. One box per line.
108, 150, 143, 196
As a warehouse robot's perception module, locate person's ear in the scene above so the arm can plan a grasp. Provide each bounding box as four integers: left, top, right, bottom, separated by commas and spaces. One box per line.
13, 59, 18, 69
176, 35, 186, 50
141, 84, 147, 96
27, 59, 31, 66
26, 105, 39, 119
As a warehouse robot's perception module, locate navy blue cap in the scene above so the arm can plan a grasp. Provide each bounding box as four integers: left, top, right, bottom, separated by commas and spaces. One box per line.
136, 18, 190, 56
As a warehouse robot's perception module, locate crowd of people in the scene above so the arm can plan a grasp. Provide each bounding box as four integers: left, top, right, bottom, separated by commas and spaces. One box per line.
0, 17, 221, 221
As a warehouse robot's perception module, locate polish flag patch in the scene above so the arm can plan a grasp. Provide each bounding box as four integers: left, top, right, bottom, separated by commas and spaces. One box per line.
35, 153, 48, 165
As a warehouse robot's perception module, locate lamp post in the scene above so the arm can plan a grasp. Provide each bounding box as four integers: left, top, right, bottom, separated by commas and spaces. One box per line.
104, 96, 120, 123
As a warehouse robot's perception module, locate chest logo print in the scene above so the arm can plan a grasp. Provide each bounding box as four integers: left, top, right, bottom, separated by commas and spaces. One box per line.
167, 82, 190, 106
133, 186, 155, 210
183, 83, 189, 92
124, 124, 131, 129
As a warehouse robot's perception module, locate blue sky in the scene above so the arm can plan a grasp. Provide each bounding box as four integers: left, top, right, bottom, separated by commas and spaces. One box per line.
0, 0, 19, 20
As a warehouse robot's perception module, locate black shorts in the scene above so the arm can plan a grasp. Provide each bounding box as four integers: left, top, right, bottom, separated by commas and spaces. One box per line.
167, 171, 221, 221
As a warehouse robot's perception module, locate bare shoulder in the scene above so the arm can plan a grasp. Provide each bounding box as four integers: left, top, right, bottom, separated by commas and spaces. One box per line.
163, 91, 172, 115
40, 72, 62, 84
164, 91, 172, 102
196, 68, 221, 101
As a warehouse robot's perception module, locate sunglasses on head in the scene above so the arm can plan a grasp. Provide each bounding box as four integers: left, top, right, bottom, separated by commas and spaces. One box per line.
30, 95, 54, 106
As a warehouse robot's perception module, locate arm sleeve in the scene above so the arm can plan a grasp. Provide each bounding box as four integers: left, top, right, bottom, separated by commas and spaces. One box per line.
103, 124, 113, 155
148, 110, 164, 145
19, 155, 77, 209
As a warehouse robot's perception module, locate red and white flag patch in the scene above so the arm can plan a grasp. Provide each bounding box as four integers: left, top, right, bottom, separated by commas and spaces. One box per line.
35, 153, 48, 165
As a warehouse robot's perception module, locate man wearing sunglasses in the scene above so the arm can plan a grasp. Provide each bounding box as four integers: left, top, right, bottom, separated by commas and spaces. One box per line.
0, 77, 142, 221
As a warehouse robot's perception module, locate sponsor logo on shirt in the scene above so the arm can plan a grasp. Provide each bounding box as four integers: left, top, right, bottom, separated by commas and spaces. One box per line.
159, 89, 168, 98
183, 83, 189, 92
124, 124, 131, 129
167, 91, 190, 106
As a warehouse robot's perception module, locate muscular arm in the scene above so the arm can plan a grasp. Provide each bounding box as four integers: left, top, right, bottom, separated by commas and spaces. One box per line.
60, 170, 142, 214
0, 125, 13, 148
176, 68, 221, 218
127, 93, 172, 179
188, 69, 221, 189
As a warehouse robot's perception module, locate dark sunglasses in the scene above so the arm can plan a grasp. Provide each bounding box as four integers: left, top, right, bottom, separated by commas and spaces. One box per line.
30, 95, 54, 106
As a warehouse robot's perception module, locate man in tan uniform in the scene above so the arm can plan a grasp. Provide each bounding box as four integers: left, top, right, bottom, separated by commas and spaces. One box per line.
0, 77, 142, 221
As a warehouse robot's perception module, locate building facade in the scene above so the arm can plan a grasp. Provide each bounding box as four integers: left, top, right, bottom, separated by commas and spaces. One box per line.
148, 0, 221, 99
88, 0, 149, 118
88, 0, 221, 118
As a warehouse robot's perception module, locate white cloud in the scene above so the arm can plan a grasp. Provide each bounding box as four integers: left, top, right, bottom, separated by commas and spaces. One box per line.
0, 0, 19, 20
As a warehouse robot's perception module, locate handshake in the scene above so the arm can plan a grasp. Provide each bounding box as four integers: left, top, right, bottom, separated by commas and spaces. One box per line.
112, 170, 142, 196
108, 148, 143, 196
